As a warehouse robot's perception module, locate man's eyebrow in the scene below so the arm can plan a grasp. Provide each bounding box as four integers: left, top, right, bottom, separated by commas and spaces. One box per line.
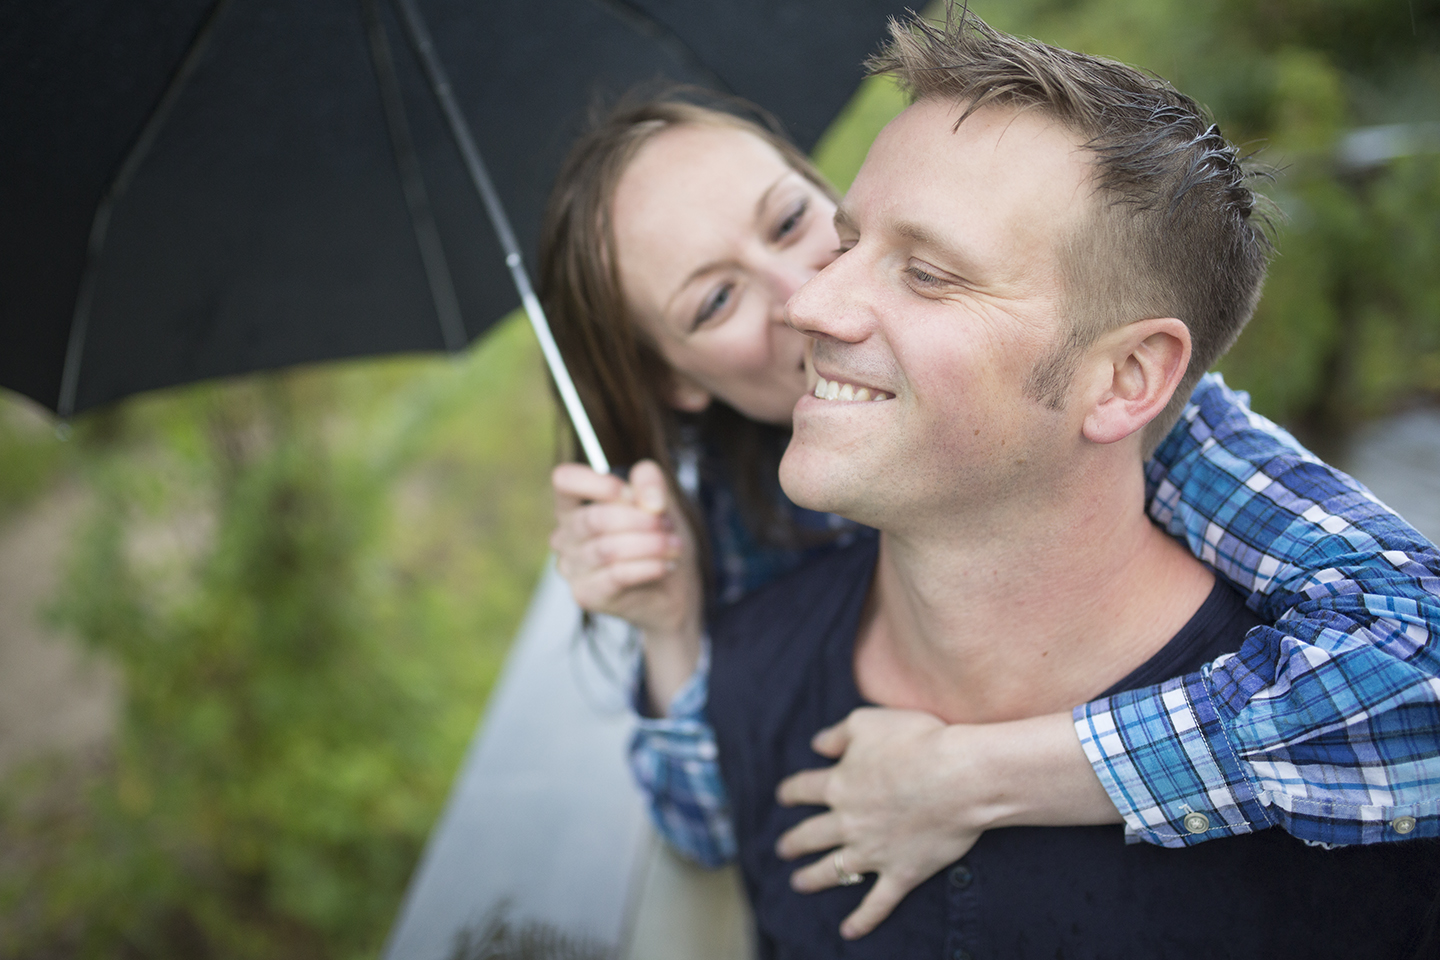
893, 219, 948, 252
894, 218, 973, 273
833, 210, 964, 266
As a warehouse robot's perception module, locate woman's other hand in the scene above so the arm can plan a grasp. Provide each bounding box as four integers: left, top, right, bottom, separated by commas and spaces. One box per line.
551, 459, 704, 710
775, 709, 1120, 939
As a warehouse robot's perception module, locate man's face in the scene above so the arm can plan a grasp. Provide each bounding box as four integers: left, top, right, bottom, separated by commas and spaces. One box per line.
779, 99, 1097, 532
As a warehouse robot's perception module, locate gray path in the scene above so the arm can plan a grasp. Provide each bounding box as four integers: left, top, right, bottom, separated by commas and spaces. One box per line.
381, 562, 755, 960
0, 484, 115, 779
381, 564, 654, 960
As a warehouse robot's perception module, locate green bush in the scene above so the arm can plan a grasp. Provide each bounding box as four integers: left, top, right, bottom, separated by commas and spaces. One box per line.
1, 317, 555, 959
0, 399, 70, 524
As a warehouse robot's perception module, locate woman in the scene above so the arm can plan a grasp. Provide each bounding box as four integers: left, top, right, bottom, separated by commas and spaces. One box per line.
541, 93, 1440, 937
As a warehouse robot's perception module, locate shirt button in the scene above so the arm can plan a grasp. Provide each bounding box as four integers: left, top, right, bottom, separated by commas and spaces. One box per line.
1392, 816, 1418, 835
1183, 812, 1211, 834
948, 864, 973, 889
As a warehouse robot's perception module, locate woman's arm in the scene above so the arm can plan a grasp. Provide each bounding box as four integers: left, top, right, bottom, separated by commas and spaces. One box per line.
1080, 372, 1440, 846
628, 652, 737, 867
551, 460, 735, 863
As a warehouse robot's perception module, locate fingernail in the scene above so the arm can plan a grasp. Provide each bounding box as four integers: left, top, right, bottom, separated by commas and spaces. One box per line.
640, 487, 665, 513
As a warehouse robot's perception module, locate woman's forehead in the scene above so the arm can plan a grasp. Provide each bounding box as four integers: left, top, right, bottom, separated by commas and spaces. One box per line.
616, 123, 796, 221
611, 125, 800, 305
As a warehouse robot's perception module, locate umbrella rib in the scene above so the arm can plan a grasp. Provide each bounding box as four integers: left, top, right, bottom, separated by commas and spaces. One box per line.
58, 0, 239, 419
361, 0, 467, 354
388, 0, 611, 474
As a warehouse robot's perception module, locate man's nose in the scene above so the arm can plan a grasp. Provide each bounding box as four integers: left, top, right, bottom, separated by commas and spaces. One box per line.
784, 248, 869, 343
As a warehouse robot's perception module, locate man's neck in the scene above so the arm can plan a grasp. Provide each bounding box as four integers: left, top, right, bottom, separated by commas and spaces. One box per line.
853, 467, 1215, 725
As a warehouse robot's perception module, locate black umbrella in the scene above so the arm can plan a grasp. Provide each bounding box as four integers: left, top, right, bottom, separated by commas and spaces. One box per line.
2, 0, 912, 467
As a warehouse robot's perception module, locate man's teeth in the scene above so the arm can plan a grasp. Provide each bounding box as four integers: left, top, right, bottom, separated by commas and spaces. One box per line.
813, 376, 891, 402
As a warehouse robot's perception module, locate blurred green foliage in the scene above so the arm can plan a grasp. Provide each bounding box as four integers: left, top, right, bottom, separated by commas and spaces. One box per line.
817, 0, 1440, 436
1, 317, 556, 959
0, 403, 71, 525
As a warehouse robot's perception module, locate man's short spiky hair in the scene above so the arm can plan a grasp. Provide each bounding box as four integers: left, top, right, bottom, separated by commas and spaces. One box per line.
869, 9, 1272, 450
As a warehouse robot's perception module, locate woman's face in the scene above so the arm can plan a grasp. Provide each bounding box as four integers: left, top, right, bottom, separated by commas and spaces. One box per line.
611, 124, 839, 426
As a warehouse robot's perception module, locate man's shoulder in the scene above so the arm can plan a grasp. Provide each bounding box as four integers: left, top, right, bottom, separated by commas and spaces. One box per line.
1102, 578, 1264, 698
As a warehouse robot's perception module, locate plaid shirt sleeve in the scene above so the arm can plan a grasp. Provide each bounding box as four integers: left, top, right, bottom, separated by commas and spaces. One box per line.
627, 640, 736, 867
1077, 373, 1440, 848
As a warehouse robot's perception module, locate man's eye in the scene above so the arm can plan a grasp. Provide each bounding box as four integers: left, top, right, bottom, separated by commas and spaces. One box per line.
694, 283, 734, 329
907, 265, 940, 285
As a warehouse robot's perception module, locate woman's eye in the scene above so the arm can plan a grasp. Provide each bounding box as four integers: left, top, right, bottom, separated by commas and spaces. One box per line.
775, 199, 808, 240
693, 282, 734, 329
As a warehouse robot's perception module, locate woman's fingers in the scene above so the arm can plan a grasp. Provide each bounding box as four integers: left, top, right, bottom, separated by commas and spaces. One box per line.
551, 458, 701, 635
552, 462, 629, 510
627, 460, 670, 514
552, 459, 670, 512
775, 765, 830, 810
573, 530, 682, 569
839, 875, 911, 940
784, 839, 851, 893
779, 708, 1000, 941
809, 716, 857, 759
567, 559, 675, 607
775, 803, 842, 863
556, 531, 683, 594
784, 846, 919, 939
552, 501, 670, 552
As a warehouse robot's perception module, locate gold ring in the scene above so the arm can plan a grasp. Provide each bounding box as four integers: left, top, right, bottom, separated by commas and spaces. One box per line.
833, 850, 863, 886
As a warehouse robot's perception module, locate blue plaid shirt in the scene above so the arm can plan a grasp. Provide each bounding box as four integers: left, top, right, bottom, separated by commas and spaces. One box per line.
629, 374, 1440, 866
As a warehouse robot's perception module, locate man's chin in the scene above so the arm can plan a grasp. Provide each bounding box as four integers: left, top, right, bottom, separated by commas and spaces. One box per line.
778, 447, 862, 521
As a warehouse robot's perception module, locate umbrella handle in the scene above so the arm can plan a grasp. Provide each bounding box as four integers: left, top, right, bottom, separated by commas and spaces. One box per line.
389, 0, 610, 474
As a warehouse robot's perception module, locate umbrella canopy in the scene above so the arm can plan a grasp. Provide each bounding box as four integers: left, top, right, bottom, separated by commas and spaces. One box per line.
1, 0, 912, 421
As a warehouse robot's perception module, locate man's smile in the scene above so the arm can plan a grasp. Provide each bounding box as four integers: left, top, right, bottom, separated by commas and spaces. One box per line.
811, 375, 894, 402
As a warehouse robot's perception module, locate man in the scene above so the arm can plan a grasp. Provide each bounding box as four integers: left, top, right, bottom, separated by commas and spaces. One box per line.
706, 12, 1440, 959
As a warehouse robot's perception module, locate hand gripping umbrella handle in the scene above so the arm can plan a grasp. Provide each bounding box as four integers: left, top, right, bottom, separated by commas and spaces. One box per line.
390, 0, 610, 474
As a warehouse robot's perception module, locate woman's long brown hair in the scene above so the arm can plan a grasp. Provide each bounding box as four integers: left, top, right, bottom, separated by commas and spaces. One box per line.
537, 91, 839, 601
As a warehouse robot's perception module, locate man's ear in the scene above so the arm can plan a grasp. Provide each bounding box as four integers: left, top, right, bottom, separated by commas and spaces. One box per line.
666, 372, 713, 413
1080, 317, 1190, 445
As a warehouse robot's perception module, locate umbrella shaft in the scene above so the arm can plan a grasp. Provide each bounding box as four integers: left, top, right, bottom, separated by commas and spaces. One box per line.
389, 0, 610, 474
